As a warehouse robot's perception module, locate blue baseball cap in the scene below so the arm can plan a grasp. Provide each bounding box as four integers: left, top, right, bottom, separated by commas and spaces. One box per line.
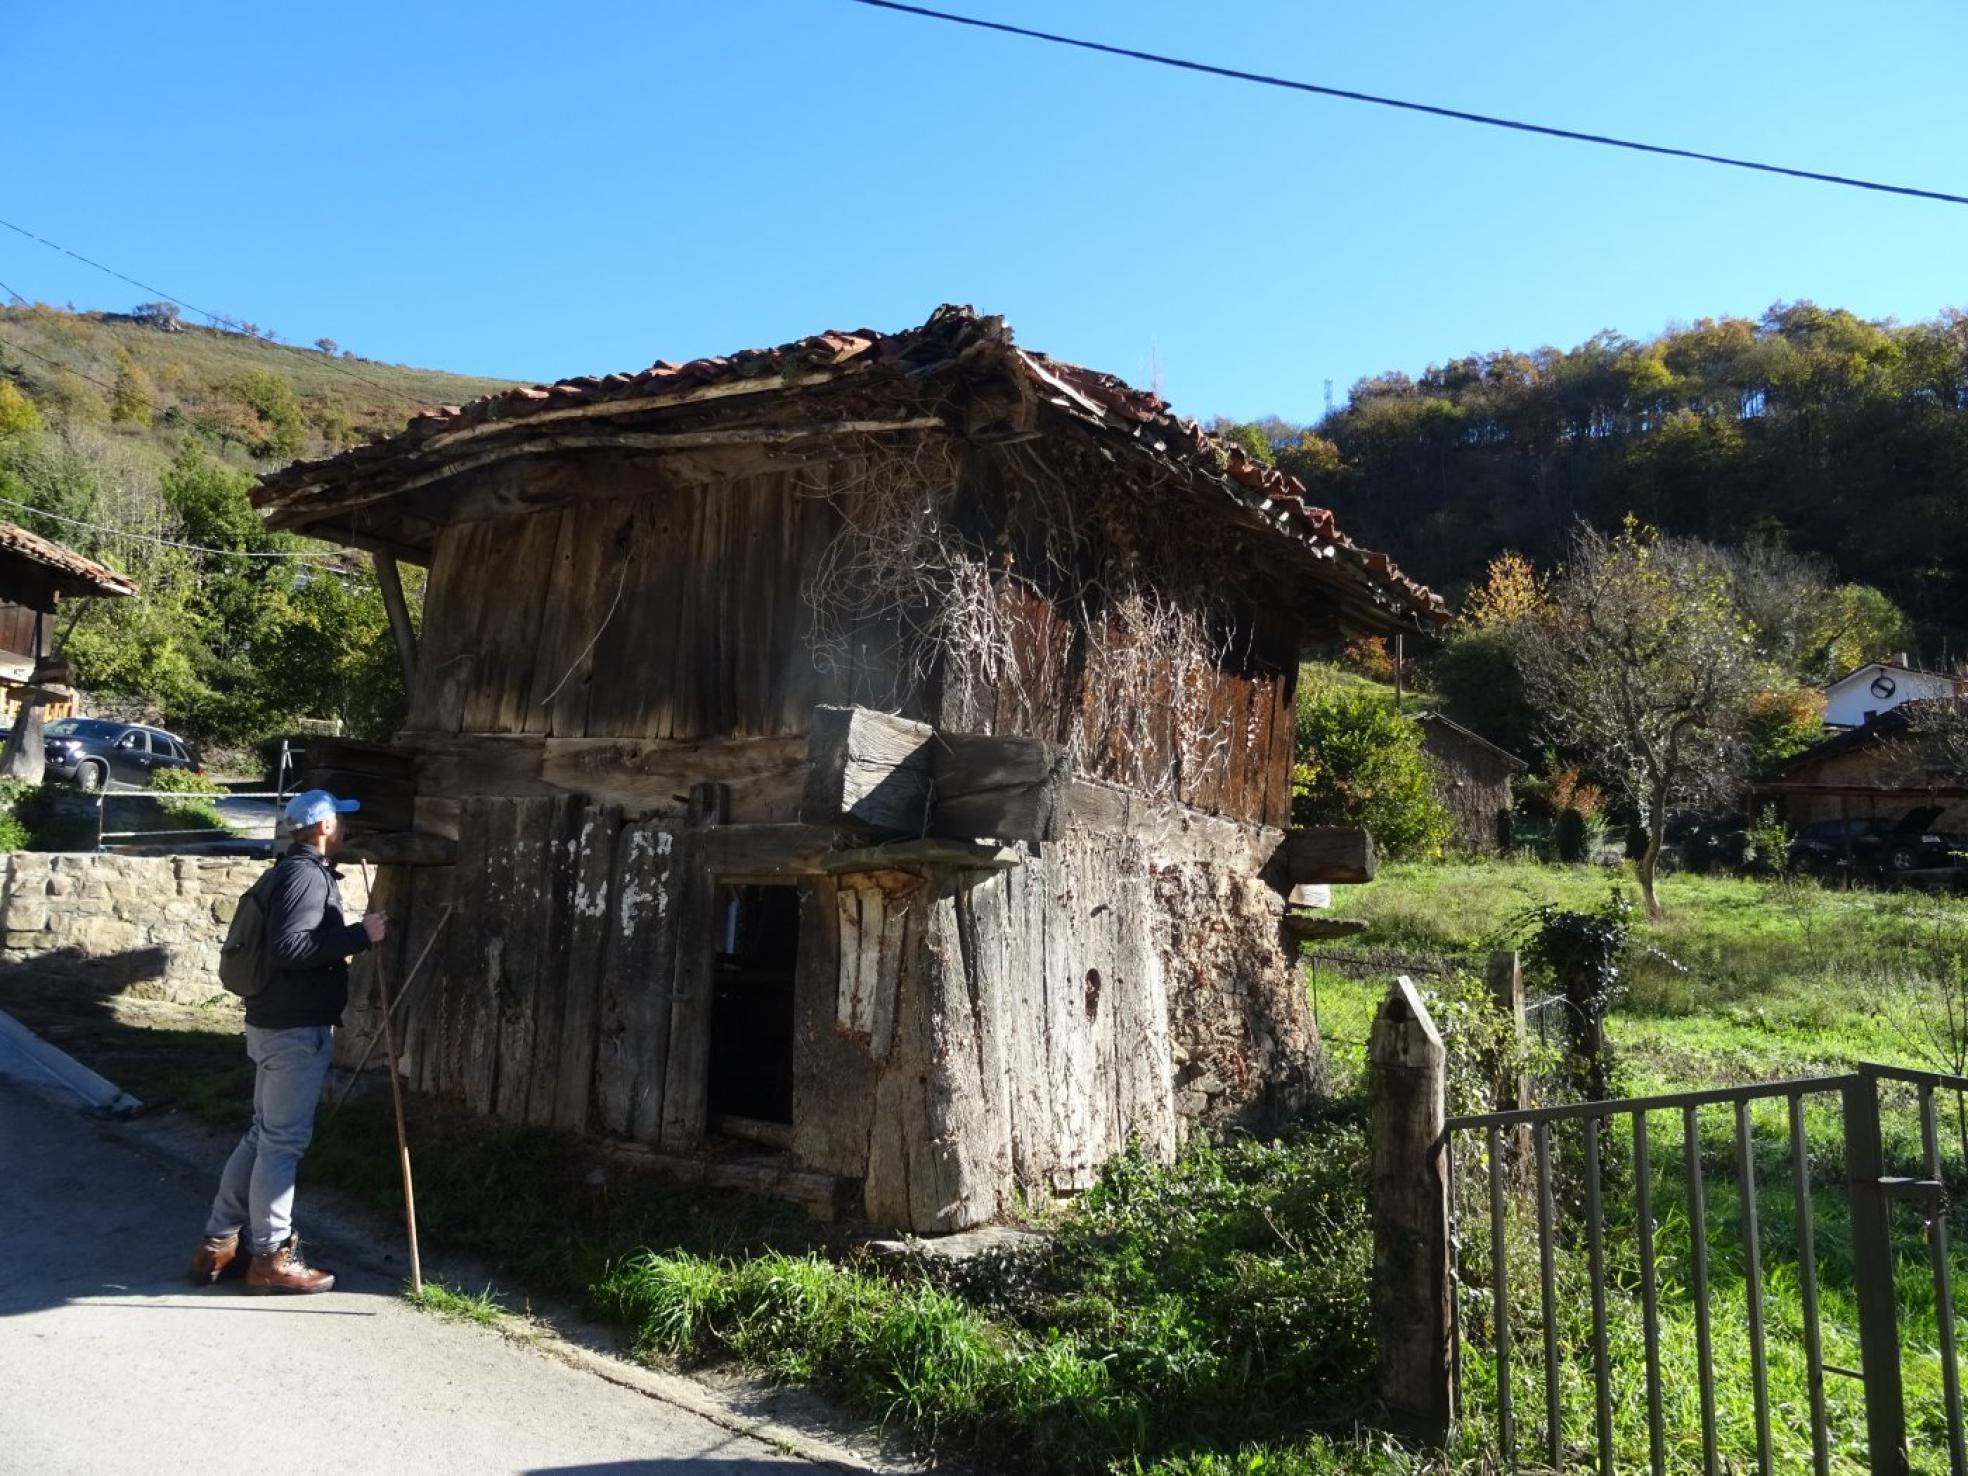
284, 789, 361, 829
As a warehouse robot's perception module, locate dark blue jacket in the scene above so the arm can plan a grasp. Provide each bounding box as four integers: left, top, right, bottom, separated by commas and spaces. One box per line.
244, 845, 371, 1030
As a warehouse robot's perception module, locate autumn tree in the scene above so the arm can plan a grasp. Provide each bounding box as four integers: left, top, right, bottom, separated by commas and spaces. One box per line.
1516, 521, 1757, 917
1425, 550, 1547, 758
1459, 550, 1545, 628
110, 354, 154, 426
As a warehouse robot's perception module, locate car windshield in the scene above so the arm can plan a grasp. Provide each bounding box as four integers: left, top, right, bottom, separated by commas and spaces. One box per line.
45, 719, 124, 741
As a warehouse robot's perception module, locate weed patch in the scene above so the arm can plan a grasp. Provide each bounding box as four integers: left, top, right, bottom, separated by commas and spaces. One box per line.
405, 1280, 506, 1326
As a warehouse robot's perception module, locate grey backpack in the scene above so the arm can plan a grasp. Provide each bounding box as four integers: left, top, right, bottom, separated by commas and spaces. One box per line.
218, 869, 280, 998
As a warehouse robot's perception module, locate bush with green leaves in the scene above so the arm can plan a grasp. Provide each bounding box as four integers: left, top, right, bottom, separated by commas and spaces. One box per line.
137, 765, 226, 835
1291, 674, 1451, 858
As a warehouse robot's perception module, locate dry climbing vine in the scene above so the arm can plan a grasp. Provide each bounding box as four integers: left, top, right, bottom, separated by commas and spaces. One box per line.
796, 435, 1241, 806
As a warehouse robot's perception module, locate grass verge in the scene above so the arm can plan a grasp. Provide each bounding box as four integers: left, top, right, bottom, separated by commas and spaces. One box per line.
405, 1280, 507, 1327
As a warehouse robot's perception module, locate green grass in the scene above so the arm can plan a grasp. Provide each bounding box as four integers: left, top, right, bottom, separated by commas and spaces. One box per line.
1314, 859, 1959, 1091
406, 1280, 508, 1326
1313, 860, 1968, 1473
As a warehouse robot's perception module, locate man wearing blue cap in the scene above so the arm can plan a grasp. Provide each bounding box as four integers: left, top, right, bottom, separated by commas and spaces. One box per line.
188, 790, 386, 1294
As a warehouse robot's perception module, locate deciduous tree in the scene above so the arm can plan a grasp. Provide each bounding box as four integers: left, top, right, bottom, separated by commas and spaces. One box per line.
1516, 521, 1757, 917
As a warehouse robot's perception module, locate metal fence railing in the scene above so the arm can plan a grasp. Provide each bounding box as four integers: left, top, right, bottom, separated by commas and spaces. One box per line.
1442, 1062, 1968, 1475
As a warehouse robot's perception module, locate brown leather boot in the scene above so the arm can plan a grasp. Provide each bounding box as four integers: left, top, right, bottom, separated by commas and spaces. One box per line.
245, 1235, 336, 1295
187, 1232, 244, 1285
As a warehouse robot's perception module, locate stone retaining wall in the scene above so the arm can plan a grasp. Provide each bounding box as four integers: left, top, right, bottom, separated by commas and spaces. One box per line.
0, 852, 369, 1006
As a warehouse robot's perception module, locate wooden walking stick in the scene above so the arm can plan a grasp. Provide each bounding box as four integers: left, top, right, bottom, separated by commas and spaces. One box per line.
329, 904, 453, 1116
359, 860, 423, 1293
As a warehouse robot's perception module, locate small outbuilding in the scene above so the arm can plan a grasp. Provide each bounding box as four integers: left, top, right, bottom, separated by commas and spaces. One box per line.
0, 521, 138, 781
1415, 711, 1525, 853
253, 306, 1445, 1231
1751, 705, 1968, 833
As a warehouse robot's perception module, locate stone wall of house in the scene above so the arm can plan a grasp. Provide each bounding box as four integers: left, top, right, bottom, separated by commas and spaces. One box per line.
0, 852, 369, 1006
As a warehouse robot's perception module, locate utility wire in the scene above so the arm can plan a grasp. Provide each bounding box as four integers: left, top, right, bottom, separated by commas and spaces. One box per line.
0, 332, 123, 396
0, 278, 26, 306
0, 215, 435, 404
847, 0, 1968, 208
0, 492, 343, 567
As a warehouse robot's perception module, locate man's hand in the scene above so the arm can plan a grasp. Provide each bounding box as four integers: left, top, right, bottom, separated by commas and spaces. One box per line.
362, 911, 387, 945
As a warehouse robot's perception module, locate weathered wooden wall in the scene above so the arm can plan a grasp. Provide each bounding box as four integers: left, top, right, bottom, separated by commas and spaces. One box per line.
346, 791, 1316, 1232
406, 463, 926, 745
402, 449, 1306, 830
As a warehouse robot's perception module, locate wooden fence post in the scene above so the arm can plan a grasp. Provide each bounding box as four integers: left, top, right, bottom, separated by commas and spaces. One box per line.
1371, 975, 1453, 1448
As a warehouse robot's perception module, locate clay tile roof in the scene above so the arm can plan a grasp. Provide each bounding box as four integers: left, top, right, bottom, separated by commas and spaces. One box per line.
254, 304, 1445, 626
0, 521, 137, 601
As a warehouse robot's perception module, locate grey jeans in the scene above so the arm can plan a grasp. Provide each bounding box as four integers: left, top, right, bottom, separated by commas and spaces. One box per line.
203, 1024, 334, 1254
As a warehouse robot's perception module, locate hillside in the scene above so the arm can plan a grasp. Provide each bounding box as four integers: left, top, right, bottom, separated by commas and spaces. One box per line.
0, 302, 520, 751
0, 301, 514, 468
1221, 301, 1968, 653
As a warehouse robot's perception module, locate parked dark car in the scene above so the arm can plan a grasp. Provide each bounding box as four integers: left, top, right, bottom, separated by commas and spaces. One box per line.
1787, 805, 1965, 877
42, 718, 202, 793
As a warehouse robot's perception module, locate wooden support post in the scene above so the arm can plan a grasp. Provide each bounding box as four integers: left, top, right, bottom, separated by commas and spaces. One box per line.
372, 551, 419, 694
659, 781, 727, 1148
1370, 976, 1453, 1449
1, 611, 52, 785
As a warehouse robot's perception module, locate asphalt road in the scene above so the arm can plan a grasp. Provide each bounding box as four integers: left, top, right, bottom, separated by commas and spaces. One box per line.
0, 1078, 815, 1476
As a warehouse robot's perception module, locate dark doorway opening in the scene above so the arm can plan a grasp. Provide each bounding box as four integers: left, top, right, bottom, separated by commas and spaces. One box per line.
707, 882, 799, 1130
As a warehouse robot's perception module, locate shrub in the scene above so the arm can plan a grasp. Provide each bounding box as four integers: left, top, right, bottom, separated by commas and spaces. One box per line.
1292, 679, 1451, 858
110, 356, 154, 426
144, 767, 225, 838
225, 370, 308, 458
0, 380, 42, 436
1745, 804, 1792, 872
1555, 807, 1589, 863
148, 766, 220, 795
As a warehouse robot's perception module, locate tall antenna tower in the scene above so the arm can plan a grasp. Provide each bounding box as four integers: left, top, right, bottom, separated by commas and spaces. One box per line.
1323, 378, 1334, 419
1149, 340, 1164, 399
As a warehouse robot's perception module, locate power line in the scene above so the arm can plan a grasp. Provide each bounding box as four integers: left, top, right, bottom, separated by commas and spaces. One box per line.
0, 332, 122, 397
0, 492, 341, 567
847, 0, 1968, 208
0, 278, 25, 306
0, 215, 434, 404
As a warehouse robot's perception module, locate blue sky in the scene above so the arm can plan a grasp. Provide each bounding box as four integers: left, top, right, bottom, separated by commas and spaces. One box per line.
6, 1, 1965, 422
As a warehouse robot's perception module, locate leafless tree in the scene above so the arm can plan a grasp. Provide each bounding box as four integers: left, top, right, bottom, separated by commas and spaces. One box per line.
1516, 522, 1758, 917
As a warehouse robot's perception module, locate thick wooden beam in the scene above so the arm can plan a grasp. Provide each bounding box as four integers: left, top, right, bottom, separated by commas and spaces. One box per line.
1281, 825, 1377, 885
371, 552, 419, 691
800, 706, 934, 834
802, 707, 1068, 844
337, 831, 458, 867
821, 838, 1023, 874
928, 732, 1066, 843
